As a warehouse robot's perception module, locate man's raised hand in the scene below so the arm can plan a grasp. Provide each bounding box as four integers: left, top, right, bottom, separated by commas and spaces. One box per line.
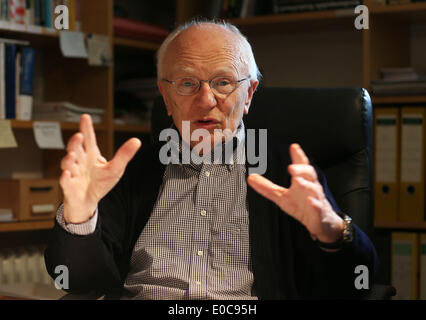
247, 143, 344, 244
59, 114, 141, 224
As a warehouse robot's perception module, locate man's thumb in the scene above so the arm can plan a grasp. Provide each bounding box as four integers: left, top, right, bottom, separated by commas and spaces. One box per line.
109, 138, 142, 174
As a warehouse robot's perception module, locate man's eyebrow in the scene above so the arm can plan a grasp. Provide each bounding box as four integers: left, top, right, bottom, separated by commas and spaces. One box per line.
172, 66, 237, 78
213, 68, 236, 76
172, 66, 196, 76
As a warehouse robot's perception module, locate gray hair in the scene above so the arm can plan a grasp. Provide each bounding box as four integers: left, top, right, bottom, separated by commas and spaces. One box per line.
156, 19, 262, 82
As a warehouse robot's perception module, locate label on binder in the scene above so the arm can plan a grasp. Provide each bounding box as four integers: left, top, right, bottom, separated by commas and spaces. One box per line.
401, 114, 423, 183
376, 115, 397, 182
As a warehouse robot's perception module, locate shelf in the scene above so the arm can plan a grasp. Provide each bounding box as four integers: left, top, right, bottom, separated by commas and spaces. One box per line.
372, 95, 426, 104
0, 22, 59, 37
10, 120, 106, 131
114, 123, 151, 133
0, 220, 54, 233
230, 8, 356, 34
0, 22, 60, 48
114, 37, 160, 51
231, 8, 355, 26
227, 3, 426, 34
370, 2, 426, 14
375, 221, 426, 231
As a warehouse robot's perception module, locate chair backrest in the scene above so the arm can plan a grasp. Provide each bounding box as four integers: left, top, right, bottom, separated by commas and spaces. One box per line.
151, 86, 374, 236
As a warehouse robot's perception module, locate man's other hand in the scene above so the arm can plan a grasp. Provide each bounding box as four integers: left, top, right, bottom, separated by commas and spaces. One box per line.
60, 114, 141, 224
247, 143, 344, 244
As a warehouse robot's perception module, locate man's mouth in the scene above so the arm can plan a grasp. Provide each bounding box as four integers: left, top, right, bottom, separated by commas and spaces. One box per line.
194, 118, 219, 128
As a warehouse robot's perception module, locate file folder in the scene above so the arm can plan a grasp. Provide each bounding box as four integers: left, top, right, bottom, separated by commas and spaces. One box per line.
399, 107, 425, 222
374, 108, 399, 223
420, 233, 426, 300
391, 232, 419, 300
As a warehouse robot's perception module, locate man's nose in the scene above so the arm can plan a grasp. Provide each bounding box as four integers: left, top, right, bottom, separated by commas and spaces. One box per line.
195, 81, 217, 109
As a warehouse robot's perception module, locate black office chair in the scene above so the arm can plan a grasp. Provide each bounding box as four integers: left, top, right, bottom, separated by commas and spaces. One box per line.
151, 86, 396, 300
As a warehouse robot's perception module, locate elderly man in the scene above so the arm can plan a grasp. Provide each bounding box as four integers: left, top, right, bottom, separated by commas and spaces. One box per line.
45, 20, 378, 300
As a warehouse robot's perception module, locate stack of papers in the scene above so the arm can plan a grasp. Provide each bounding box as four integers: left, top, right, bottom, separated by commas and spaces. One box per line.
0, 208, 14, 222
371, 68, 426, 96
33, 101, 104, 123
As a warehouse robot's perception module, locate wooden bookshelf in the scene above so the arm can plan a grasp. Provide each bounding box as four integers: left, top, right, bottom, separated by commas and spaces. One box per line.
370, 2, 426, 14
0, 22, 59, 37
375, 221, 426, 231
10, 120, 107, 131
230, 8, 355, 26
373, 96, 426, 104
230, 8, 356, 34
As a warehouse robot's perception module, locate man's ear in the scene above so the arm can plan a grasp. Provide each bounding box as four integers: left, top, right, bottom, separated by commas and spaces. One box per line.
157, 81, 172, 116
244, 80, 259, 115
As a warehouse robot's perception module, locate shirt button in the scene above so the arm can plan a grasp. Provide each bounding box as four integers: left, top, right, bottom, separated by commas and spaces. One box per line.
200, 210, 207, 216
197, 250, 203, 256
205, 171, 210, 177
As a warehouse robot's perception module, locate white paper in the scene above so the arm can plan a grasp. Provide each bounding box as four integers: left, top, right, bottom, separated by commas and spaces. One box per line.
9, 23, 26, 32
400, 113, 423, 183
0, 208, 14, 222
0, 120, 18, 148
375, 114, 397, 182
33, 121, 65, 149
87, 34, 112, 66
59, 31, 88, 58
0, 21, 10, 30
27, 25, 43, 34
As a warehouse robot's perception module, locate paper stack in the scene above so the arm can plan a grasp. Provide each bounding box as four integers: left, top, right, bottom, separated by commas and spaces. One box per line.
0, 208, 14, 222
33, 101, 104, 123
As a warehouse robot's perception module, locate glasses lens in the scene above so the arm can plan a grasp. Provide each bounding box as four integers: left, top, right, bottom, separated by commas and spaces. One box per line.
176, 78, 199, 95
211, 77, 235, 94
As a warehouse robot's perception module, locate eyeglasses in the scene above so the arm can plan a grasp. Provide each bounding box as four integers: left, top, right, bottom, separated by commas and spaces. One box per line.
162, 76, 250, 96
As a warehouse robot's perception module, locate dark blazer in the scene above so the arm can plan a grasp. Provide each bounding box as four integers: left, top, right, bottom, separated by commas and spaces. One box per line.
44, 132, 378, 299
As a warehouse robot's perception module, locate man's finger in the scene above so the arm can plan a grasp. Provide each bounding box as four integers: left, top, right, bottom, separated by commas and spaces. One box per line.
290, 144, 309, 165
288, 164, 318, 182
108, 138, 142, 175
247, 174, 288, 204
67, 132, 85, 160
80, 114, 98, 152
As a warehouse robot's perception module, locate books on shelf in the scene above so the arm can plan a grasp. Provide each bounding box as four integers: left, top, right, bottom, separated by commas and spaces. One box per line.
114, 17, 169, 42
371, 80, 426, 96
0, 38, 34, 120
33, 101, 104, 123
0, 0, 81, 33
371, 67, 426, 96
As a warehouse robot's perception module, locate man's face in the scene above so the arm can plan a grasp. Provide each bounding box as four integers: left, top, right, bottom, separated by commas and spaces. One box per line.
158, 24, 259, 149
